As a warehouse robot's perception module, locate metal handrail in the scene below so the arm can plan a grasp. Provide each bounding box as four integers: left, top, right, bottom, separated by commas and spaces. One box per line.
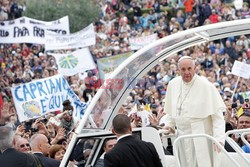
241, 132, 250, 148
173, 134, 240, 167
225, 128, 250, 165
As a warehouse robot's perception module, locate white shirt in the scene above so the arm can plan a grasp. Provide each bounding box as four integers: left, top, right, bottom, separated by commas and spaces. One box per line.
117, 134, 132, 142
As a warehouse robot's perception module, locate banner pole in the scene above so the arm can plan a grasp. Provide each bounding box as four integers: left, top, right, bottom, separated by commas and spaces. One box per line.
231, 76, 240, 102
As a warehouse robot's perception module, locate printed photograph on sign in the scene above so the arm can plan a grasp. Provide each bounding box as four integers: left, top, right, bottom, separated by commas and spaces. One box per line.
22, 100, 41, 118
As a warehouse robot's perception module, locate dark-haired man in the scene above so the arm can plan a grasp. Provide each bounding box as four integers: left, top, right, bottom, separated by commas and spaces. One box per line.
95, 138, 117, 167
104, 114, 163, 167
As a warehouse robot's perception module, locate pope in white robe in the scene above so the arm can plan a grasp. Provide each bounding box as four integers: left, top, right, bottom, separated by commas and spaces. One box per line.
164, 56, 226, 167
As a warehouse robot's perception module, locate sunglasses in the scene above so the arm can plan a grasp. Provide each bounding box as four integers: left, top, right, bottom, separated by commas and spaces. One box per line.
20, 143, 30, 148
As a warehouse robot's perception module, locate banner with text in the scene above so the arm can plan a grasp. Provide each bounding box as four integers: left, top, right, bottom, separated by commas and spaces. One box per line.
231, 60, 250, 79
129, 34, 158, 50
97, 52, 133, 79
50, 48, 96, 76
45, 24, 96, 50
11, 75, 87, 122
0, 16, 69, 44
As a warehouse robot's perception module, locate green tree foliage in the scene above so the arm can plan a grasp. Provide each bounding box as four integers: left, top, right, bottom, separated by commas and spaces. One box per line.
23, 0, 100, 33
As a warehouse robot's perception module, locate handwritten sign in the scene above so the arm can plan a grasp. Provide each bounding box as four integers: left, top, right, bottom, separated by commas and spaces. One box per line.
11, 75, 87, 122
231, 61, 250, 79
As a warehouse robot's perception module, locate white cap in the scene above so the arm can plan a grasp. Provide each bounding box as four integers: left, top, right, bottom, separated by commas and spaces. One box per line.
213, 82, 220, 87
226, 71, 232, 75
224, 87, 232, 93
178, 56, 192, 63
39, 52, 44, 56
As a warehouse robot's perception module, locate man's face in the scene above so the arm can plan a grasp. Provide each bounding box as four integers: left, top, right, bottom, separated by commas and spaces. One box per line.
16, 138, 30, 153
178, 59, 195, 83
104, 139, 117, 153
237, 115, 250, 129
40, 136, 50, 156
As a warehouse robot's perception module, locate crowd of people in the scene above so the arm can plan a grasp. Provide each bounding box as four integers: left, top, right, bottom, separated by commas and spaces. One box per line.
0, 0, 250, 166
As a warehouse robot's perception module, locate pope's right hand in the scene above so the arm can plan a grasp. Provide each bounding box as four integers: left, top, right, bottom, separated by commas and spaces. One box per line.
162, 126, 175, 135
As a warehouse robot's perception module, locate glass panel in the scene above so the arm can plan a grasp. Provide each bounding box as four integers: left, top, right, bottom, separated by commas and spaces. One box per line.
84, 35, 193, 129
65, 138, 101, 167
64, 131, 142, 166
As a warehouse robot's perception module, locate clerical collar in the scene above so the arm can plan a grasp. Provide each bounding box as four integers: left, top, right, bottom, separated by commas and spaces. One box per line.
183, 74, 197, 86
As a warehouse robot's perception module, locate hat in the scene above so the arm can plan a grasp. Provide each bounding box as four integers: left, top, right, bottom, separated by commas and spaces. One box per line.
39, 52, 44, 56
130, 90, 137, 95
11, 50, 16, 55
226, 71, 232, 75
224, 87, 232, 93
122, 102, 128, 107
178, 56, 192, 63
213, 82, 220, 87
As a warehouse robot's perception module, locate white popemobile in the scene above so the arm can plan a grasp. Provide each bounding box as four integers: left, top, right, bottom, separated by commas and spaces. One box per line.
60, 19, 250, 167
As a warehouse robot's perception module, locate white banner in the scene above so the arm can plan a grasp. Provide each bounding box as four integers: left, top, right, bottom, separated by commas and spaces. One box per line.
231, 60, 250, 79
50, 48, 96, 76
129, 34, 158, 50
45, 24, 96, 50
11, 75, 87, 122
0, 16, 69, 44
234, 0, 243, 10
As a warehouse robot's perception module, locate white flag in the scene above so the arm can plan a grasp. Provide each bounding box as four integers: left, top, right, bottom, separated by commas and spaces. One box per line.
45, 24, 96, 50
231, 60, 250, 79
50, 48, 96, 76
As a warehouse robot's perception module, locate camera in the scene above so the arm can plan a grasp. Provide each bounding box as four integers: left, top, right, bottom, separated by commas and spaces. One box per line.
40, 118, 48, 124
31, 128, 38, 133
68, 110, 73, 116
243, 99, 249, 109
231, 103, 237, 109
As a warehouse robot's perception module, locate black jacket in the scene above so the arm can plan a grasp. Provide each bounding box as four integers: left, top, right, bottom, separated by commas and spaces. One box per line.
34, 152, 60, 167
0, 148, 37, 167
104, 135, 163, 167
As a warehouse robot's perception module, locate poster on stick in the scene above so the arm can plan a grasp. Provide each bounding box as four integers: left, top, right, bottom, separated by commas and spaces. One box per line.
231, 61, 250, 79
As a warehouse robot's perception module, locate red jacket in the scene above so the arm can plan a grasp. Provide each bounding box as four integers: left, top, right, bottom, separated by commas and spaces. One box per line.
184, 0, 194, 12
209, 13, 219, 23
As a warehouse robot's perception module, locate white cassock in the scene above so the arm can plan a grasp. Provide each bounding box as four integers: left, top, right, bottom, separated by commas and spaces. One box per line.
164, 74, 226, 167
